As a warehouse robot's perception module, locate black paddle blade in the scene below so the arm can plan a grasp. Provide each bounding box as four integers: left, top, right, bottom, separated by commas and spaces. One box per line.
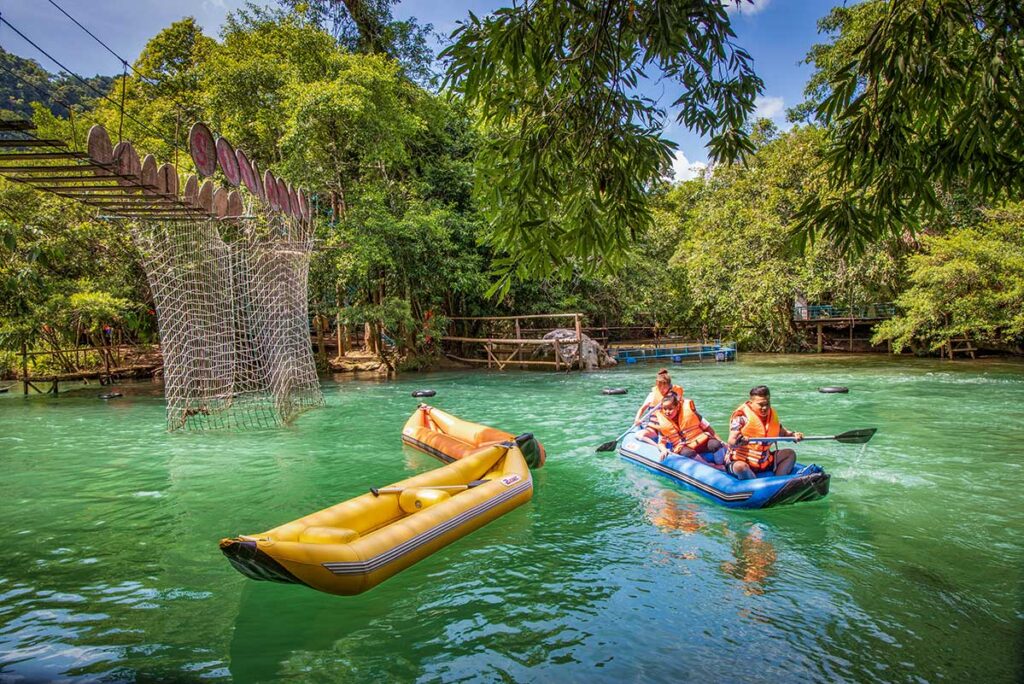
835, 428, 877, 444
596, 440, 618, 452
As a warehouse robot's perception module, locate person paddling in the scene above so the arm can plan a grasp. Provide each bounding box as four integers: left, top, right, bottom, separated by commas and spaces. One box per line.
725, 385, 803, 479
634, 368, 684, 424
639, 393, 724, 466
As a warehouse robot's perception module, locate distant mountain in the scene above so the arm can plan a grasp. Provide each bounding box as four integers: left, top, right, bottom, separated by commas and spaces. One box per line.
0, 48, 115, 119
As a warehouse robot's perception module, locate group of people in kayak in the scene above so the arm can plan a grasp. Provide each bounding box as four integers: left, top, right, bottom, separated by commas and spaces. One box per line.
633, 368, 803, 479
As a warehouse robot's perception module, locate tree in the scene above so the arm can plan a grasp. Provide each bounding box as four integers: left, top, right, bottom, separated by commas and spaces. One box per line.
442, 0, 762, 294
277, 54, 424, 219
795, 0, 1024, 251
278, 0, 435, 83
671, 124, 905, 350
873, 204, 1024, 353
0, 171, 152, 374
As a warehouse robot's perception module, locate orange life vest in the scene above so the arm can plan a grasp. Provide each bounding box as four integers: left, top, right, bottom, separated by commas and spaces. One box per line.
651, 399, 710, 450
653, 384, 684, 404
731, 402, 779, 470
642, 384, 684, 415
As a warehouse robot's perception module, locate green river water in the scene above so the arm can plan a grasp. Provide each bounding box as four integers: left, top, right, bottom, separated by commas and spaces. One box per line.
0, 354, 1022, 682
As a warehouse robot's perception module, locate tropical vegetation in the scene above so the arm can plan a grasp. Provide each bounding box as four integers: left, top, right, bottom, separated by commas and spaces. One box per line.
1, 0, 1022, 380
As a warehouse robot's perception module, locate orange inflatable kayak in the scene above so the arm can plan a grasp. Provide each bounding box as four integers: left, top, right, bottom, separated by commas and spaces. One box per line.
401, 404, 546, 468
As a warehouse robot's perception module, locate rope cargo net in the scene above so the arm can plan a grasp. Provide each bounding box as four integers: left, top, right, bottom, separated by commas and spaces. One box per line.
0, 119, 325, 430
133, 214, 323, 430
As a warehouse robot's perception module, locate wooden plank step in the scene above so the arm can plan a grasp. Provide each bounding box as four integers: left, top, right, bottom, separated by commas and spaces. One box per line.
0, 151, 90, 161
0, 120, 37, 131
0, 163, 113, 173
0, 139, 66, 148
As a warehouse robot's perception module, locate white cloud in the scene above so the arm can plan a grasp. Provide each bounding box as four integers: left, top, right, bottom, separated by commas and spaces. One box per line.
670, 150, 708, 182
724, 0, 771, 15
753, 95, 785, 120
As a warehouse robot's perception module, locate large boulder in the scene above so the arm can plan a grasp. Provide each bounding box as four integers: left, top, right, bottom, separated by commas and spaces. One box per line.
535, 328, 617, 370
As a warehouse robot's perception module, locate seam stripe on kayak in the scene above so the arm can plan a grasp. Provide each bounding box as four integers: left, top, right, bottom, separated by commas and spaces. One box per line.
322, 480, 532, 575
619, 447, 753, 501
401, 434, 456, 463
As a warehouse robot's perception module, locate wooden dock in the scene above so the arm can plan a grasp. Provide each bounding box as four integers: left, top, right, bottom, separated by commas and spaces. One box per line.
442, 313, 587, 371
792, 303, 895, 352
13, 342, 161, 395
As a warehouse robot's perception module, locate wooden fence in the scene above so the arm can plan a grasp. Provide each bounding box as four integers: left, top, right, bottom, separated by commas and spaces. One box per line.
442, 313, 586, 371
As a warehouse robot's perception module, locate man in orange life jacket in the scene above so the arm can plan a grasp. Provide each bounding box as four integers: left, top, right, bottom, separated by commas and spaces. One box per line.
634, 368, 684, 424
725, 385, 803, 479
640, 392, 724, 465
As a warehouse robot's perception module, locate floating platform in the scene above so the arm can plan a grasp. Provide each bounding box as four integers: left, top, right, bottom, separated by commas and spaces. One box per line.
612, 341, 736, 364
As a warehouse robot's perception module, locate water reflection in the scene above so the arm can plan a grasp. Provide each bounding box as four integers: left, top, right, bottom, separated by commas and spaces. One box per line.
643, 489, 705, 535
641, 488, 778, 596
720, 523, 777, 596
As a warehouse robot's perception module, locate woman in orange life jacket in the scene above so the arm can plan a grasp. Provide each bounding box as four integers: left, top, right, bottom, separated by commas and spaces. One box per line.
639, 392, 724, 466
634, 368, 684, 425
725, 385, 803, 480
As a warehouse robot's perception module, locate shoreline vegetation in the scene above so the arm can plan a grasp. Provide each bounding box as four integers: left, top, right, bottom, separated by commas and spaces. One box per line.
1, 1, 1022, 384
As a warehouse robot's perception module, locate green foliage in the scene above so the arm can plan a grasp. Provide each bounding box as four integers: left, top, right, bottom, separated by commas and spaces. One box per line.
63, 290, 131, 335
873, 205, 1024, 353
670, 125, 905, 350
795, 0, 1024, 252
442, 0, 762, 292
279, 0, 435, 83
0, 177, 153, 372
2, 2, 1021, 366
203, 7, 337, 164
277, 54, 424, 203
789, 1, 888, 124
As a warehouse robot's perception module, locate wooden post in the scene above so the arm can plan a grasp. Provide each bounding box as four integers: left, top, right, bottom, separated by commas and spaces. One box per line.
102, 343, 111, 385
848, 319, 854, 352
21, 341, 29, 395
314, 315, 326, 363
514, 318, 522, 369
553, 338, 560, 371
817, 323, 823, 353
335, 313, 342, 358
574, 314, 583, 371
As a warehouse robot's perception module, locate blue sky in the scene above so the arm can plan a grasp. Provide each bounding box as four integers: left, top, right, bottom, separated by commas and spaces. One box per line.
0, 0, 841, 179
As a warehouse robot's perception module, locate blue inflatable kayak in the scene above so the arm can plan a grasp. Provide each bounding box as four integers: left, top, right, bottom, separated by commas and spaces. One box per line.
618, 426, 830, 509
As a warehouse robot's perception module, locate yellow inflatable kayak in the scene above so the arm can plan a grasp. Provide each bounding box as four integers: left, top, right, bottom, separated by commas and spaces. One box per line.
402, 404, 546, 468
219, 436, 534, 596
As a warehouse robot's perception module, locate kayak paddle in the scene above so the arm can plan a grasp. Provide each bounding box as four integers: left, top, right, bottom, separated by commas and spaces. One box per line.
370, 479, 489, 497
747, 428, 877, 445
596, 407, 657, 452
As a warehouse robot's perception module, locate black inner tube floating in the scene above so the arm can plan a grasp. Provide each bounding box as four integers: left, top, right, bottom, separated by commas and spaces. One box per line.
818, 386, 849, 394
602, 388, 628, 395
411, 389, 436, 398
100, 392, 123, 400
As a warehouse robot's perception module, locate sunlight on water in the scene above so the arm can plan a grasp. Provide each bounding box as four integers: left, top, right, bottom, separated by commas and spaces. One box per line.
0, 354, 1022, 682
